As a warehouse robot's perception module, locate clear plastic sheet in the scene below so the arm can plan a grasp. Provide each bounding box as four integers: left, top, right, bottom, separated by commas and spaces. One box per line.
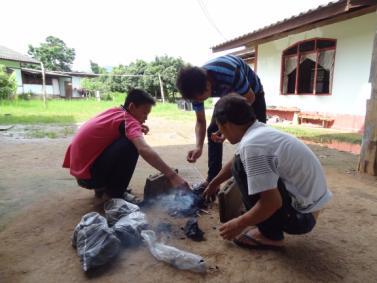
104, 198, 140, 226
72, 212, 121, 271
141, 230, 207, 273
113, 211, 148, 246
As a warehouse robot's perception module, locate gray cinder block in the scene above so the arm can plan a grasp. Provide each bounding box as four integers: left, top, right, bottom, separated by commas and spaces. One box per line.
218, 178, 244, 223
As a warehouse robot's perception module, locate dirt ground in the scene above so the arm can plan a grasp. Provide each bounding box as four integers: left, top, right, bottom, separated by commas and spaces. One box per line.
1, 117, 377, 283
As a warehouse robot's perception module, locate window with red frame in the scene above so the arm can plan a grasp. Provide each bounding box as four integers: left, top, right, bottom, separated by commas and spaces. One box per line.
281, 38, 336, 95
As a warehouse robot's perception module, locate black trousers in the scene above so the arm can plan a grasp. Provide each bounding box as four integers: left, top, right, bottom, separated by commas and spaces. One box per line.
207, 91, 267, 182
232, 154, 316, 241
77, 136, 139, 198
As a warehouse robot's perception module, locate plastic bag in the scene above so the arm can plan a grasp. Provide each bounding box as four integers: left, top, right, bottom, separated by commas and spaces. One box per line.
73, 212, 121, 271
113, 211, 148, 246
104, 198, 140, 226
72, 212, 107, 248
141, 230, 207, 273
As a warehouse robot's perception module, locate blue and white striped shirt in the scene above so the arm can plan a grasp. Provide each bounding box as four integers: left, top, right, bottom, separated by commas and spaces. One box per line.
192, 55, 263, 112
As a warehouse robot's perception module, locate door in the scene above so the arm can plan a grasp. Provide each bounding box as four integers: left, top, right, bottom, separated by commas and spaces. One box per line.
65, 81, 72, 98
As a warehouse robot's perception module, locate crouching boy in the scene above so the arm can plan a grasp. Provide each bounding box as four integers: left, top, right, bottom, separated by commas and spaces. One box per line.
204, 94, 332, 249
63, 89, 187, 199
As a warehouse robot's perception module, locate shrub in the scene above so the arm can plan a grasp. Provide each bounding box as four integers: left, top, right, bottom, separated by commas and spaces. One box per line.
17, 91, 33, 100
0, 65, 17, 100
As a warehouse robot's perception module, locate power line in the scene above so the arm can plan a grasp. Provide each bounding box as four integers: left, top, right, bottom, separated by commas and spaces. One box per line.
196, 0, 227, 41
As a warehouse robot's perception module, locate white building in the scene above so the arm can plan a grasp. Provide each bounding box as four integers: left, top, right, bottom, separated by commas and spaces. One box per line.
212, 0, 377, 132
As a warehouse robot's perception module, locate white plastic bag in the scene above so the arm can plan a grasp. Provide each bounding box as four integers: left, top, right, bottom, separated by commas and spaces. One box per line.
141, 230, 207, 273
73, 212, 121, 271
104, 198, 140, 226
113, 211, 148, 246
72, 212, 107, 248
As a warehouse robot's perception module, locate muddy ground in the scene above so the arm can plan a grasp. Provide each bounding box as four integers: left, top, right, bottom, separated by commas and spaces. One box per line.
1, 117, 377, 283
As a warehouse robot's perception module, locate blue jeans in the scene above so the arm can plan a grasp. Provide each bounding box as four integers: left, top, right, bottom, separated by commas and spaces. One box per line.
232, 154, 316, 241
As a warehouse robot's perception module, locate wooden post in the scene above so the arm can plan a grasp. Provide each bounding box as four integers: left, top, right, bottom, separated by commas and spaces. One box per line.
158, 74, 165, 103
40, 62, 47, 108
358, 28, 377, 176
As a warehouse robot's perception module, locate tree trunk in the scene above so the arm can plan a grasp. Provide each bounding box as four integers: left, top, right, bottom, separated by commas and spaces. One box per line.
358, 29, 377, 176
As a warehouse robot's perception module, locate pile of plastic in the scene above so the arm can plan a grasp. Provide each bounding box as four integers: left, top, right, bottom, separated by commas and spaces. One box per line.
71, 198, 207, 273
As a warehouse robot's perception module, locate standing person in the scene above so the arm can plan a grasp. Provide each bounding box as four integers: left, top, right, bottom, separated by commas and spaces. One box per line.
176, 55, 266, 190
63, 89, 188, 200
204, 94, 332, 249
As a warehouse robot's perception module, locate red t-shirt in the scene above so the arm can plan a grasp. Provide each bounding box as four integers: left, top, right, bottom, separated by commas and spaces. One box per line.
62, 107, 142, 179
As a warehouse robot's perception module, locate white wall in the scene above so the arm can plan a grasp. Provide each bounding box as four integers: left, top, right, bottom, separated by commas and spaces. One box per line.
22, 84, 54, 95
59, 77, 71, 97
71, 76, 82, 98
14, 69, 24, 94
257, 12, 377, 116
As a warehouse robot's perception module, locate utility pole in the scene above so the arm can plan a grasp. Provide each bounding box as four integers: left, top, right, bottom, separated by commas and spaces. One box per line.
158, 74, 165, 103
358, 28, 377, 176
40, 62, 47, 108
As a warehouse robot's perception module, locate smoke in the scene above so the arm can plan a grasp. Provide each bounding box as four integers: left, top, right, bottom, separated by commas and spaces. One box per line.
144, 190, 205, 218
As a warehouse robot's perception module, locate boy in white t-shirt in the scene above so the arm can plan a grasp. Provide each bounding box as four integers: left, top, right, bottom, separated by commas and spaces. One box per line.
203, 94, 332, 249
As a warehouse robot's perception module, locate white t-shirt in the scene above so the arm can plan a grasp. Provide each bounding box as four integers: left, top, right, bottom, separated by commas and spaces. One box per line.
236, 122, 332, 213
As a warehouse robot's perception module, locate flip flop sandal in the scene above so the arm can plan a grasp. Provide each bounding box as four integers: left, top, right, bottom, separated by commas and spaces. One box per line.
233, 233, 283, 250
123, 192, 142, 205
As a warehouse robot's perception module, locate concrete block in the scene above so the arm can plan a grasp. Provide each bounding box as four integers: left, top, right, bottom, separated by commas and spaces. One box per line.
143, 170, 177, 200
218, 178, 244, 223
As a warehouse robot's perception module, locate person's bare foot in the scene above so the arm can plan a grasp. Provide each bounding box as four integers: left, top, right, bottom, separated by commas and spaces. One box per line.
93, 192, 111, 206
234, 227, 284, 249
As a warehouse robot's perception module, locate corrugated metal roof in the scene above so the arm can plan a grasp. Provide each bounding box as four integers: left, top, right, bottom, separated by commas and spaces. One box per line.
21, 68, 97, 78
21, 68, 71, 77
0, 45, 40, 64
212, 0, 377, 51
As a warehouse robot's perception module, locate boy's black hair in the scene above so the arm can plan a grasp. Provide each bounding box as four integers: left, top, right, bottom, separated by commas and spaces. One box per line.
123, 89, 156, 109
176, 66, 208, 100
213, 94, 256, 125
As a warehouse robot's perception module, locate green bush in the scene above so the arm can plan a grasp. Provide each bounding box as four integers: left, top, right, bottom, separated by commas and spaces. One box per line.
17, 91, 33, 100
100, 93, 114, 101
0, 65, 17, 100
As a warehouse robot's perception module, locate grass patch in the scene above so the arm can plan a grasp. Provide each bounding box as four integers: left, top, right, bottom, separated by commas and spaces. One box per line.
26, 129, 58, 139
272, 124, 362, 145
0, 98, 362, 145
0, 97, 196, 124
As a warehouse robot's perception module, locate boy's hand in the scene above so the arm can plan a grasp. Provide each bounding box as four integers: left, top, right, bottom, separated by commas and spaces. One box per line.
203, 181, 219, 202
167, 173, 190, 190
187, 147, 202, 163
219, 217, 246, 241
141, 124, 149, 135
210, 131, 225, 143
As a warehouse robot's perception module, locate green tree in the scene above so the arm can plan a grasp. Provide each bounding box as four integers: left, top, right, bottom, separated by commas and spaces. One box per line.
0, 65, 17, 100
106, 56, 185, 101
81, 77, 110, 97
28, 36, 75, 71
90, 60, 106, 74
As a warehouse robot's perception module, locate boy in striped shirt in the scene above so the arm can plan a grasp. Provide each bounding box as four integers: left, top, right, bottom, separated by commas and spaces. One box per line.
176, 55, 266, 193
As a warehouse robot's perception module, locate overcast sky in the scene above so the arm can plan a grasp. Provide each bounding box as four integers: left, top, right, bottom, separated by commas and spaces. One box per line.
2, 0, 332, 71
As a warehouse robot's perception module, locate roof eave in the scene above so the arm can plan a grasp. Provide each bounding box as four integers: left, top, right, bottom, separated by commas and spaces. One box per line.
0, 57, 40, 65
212, 0, 377, 52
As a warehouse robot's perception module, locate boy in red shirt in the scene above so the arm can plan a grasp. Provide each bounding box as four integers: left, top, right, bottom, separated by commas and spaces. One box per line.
63, 89, 187, 199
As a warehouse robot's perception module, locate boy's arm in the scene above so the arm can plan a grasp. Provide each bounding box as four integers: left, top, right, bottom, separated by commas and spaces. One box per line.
219, 188, 282, 240
203, 157, 233, 199
243, 88, 256, 105
187, 110, 206, 162
132, 136, 188, 188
